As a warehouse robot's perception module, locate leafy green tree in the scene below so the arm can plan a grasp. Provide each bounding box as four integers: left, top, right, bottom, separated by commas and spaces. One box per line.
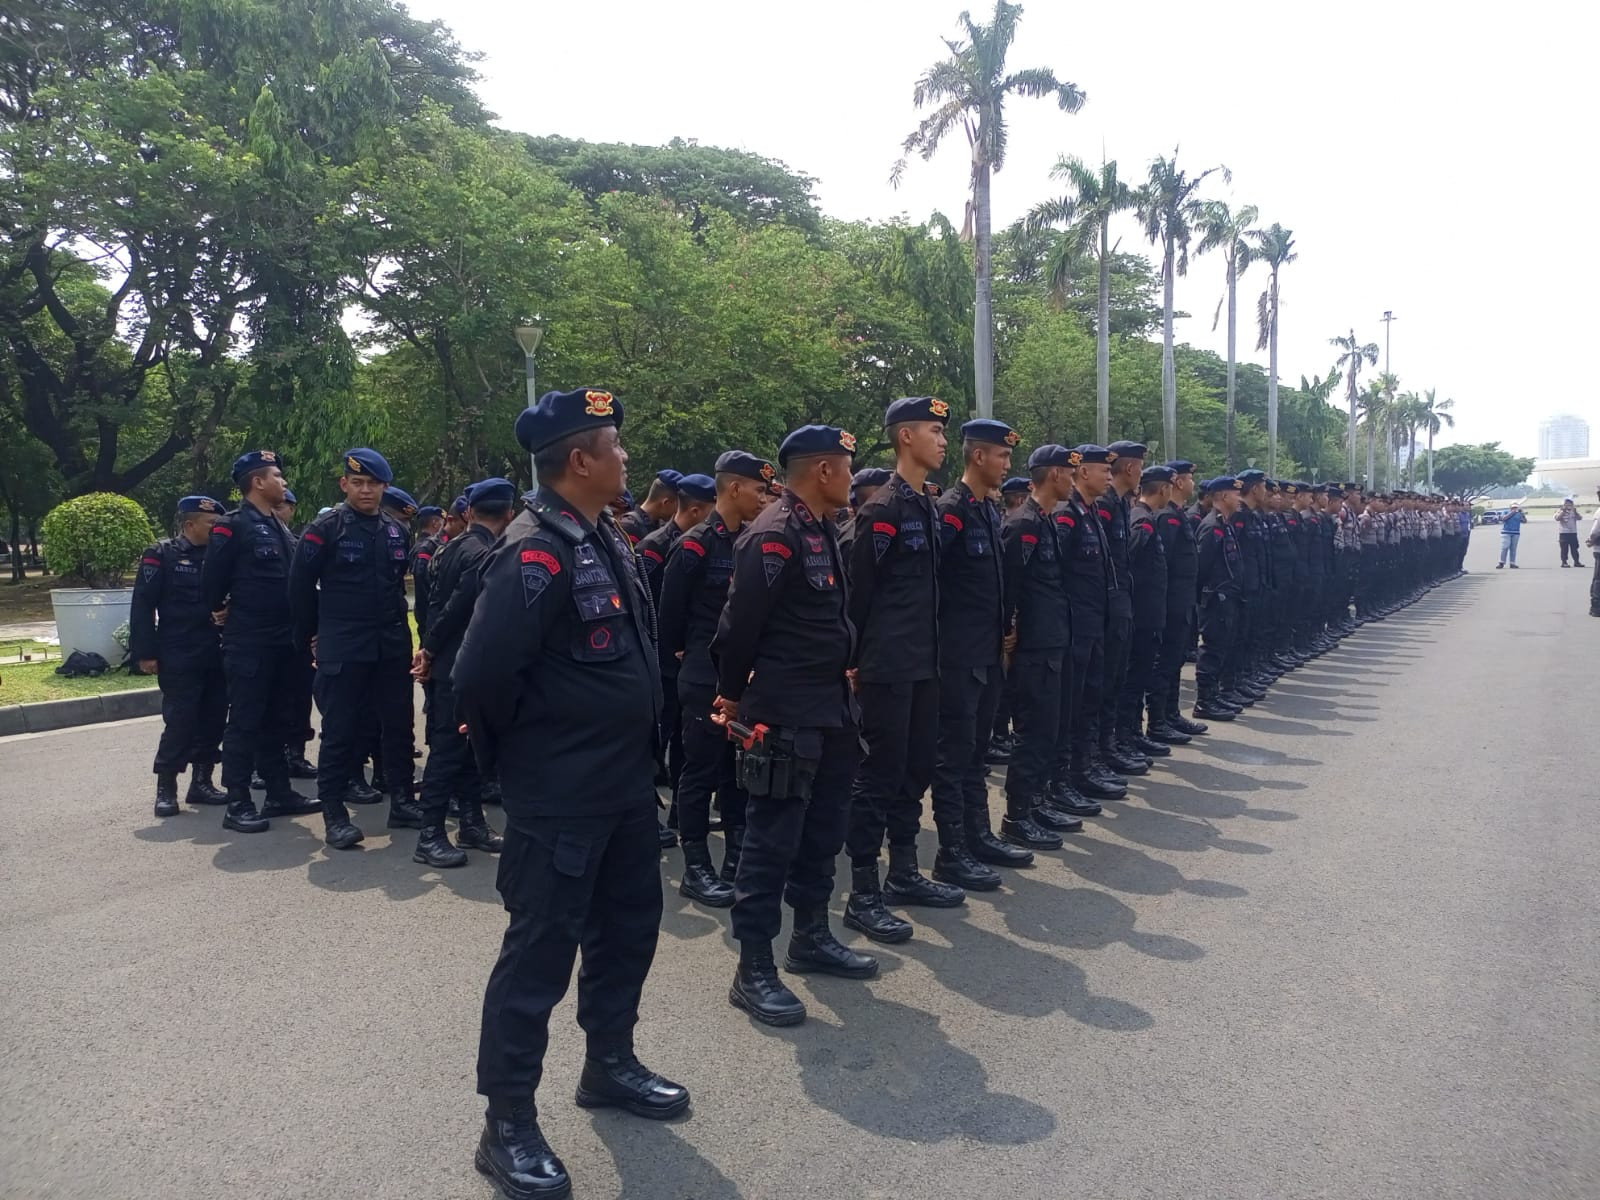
1432, 443, 1536, 499
1197, 201, 1257, 469
1330, 329, 1379, 480
1136, 153, 1227, 458
1026, 156, 1135, 442
1247, 223, 1296, 477
893, 1, 1084, 419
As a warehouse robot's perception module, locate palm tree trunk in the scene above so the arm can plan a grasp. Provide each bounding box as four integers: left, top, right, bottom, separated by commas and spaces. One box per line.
1427, 426, 1435, 491
1225, 254, 1237, 471
1405, 430, 1417, 488
972, 161, 995, 419
1096, 218, 1110, 444
1346, 389, 1358, 481
1265, 268, 1279, 478
1366, 423, 1376, 489
1161, 238, 1177, 457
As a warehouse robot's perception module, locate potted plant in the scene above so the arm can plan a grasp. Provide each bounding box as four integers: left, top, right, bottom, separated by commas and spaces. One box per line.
41, 493, 156, 665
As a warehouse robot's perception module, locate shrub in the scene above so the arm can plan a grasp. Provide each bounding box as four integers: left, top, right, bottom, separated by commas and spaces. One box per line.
40, 493, 156, 587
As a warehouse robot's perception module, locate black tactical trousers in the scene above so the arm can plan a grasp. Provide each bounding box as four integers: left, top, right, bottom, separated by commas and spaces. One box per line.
287, 647, 315, 753
417, 670, 480, 827
846, 678, 938, 862
1064, 634, 1104, 776
1120, 627, 1162, 734
991, 673, 1011, 741
675, 682, 746, 844
1097, 612, 1133, 747
315, 655, 415, 821
732, 725, 860, 944
1591, 553, 1600, 613
220, 645, 300, 794
1222, 594, 1256, 685
477, 803, 662, 1103
931, 663, 1003, 845
1155, 604, 1193, 715
660, 672, 684, 791
1196, 593, 1237, 690
153, 665, 226, 774
1004, 650, 1064, 803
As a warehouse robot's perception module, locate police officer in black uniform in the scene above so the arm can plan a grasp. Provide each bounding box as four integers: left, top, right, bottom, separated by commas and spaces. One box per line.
288, 450, 422, 850
409, 478, 513, 868
409, 504, 445, 645
455, 388, 688, 1200
712, 424, 879, 1026
132, 495, 230, 817
201, 451, 320, 833
1120, 466, 1174, 758
1148, 460, 1203, 742
931, 419, 1034, 886
617, 469, 681, 546
844, 396, 962, 946
1194, 477, 1245, 720
271, 487, 318, 783
1223, 469, 1269, 707
658, 452, 772, 907
1096, 441, 1150, 776
1000, 444, 1081, 844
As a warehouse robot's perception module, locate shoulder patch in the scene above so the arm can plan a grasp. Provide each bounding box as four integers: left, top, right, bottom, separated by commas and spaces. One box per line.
942, 512, 963, 531
211, 524, 233, 538
521, 548, 561, 572
682, 538, 707, 557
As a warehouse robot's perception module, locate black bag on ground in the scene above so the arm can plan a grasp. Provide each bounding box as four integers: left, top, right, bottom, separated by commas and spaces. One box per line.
56, 650, 111, 678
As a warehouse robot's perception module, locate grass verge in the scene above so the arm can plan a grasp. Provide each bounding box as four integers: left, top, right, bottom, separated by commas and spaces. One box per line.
0, 660, 157, 706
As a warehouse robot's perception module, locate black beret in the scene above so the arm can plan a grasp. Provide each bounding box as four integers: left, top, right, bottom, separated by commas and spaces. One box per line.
515, 388, 624, 454
381, 487, 418, 518
465, 478, 516, 508
1327, 485, 1345, 497
177, 495, 224, 515
714, 450, 777, 485
960, 419, 1019, 447
1070, 444, 1112, 465
1028, 444, 1075, 470
281, 489, 297, 505
677, 473, 716, 503
1203, 476, 1244, 493
1106, 440, 1148, 462
1165, 460, 1196, 475
416, 505, 443, 520
449, 495, 469, 517
655, 469, 683, 491
885, 396, 952, 426
779, 425, 856, 467
231, 449, 284, 482
1001, 476, 1031, 495
1236, 469, 1267, 486
1140, 465, 1176, 487
342, 447, 394, 483
851, 467, 892, 489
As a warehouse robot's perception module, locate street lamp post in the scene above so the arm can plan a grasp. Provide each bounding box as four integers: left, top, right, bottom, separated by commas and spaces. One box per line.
514, 325, 544, 489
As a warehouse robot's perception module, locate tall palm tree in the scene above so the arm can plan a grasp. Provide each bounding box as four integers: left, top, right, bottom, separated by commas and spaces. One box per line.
1418, 388, 1455, 491
1197, 201, 1258, 471
1025, 155, 1133, 442
1358, 377, 1390, 488
1330, 329, 1379, 479
1395, 391, 1424, 486
893, 2, 1085, 419
1137, 153, 1228, 457
1248, 223, 1296, 478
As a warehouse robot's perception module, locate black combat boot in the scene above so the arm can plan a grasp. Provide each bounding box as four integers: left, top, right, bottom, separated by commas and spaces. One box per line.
931, 842, 1002, 891
785, 906, 879, 978
657, 820, 678, 850
1130, 730, 1171, 758
983, 735, 1012, 765
346, 772, 382, 805
1032, 791, 1085, 832
222, 789, 268, 833
154, 772, 180, 818
1046, 779, 1102, 818
260, 786, 321, 819
284, 745, 317, 779
729, 942, 807, 1026
575, 1050, 690, 1120
415, 824, 468, 868
1193, 687, 1238, 722
322, 798, 364, 850
968, 812, 1034, 867
719, 825, 744, 883
678, 840, 734, 908
1000, 793, 1063, 851
185, 763, 228, 805
882, 844, 965, 908
386, 789, 425, 830
456, 800, 504, 853
475, 1101, 571, 1199
842, 863, 914, 943
1073, 760, 1127, 801
480, 776, 503, 806
1100, 740, 1148, 776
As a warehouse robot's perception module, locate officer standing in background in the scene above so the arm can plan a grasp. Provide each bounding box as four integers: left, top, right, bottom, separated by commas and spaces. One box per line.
289, 450, 422, 850
930, 419, 1032, 889
1059, 445, 1124, 804
658, 452, 773, 907
998, 444, 1076, 850
444, 495, 469, 541
271, 485, 318, 783
1095, 441, 1148, 776
844, 396, 962, 946
409, 504, 445, 645
409, 478, 512, 868
201, 451, 320, 833
132, 496, 230, 817
839, 467, 891, 562
1193, 478, 1245, 720
712, 424, 878, 1026
272, 488, 299, 532
618, 469, 681, 545
1120, 466, 1174, 759
1149, 461, 1204, 742
1223, 470, 1269, 708
456, 389, 688, 1200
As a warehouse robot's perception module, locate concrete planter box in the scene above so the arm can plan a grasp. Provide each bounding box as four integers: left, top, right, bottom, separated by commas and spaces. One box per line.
50, 587, 133, 665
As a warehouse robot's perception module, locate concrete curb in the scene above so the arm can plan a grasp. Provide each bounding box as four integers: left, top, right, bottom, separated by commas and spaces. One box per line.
0, 686, 161, 735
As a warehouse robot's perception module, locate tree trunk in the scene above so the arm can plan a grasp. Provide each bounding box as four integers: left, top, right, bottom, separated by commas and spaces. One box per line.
8, 506, 21, 583
1266, 268, 1279, 478
1405, 428, 1417, 488
1225, 253, 1237, 471
1161, 238, 1177, 457
1427, 427, 1435, 491
1366, 423, 1376, 489
1096, 218, 1110, 444
972, 161, 995, 419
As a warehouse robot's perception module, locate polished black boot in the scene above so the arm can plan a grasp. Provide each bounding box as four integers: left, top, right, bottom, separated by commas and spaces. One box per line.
1000, 794, 1062, 851
284, 745, 317, 779
323, 806, 364, 850
1073, 763, 1127, 800
480, 776, 503, 806
842, 864, 914, 943
1193, 688, 1238, 721
415, 824, 468, 868
456, 801, 505, 853
574, 1051, 690, 1120
386, 789, 425, 830
475, 1103, 571, 1200
785, 906, 879, 978
729, 942, 807, 1026
931, 843, 1002, 892
260, 785, 321, 819
882, 844, 965, 908
1128, 731, 1171, 758
1032, 793, 1084, 832
185, 763, 229, 806
346, 772, 382, 805
969, 817, 1035, 867
1046, 779, 1102, 818
719, 825, 744, 883
657, 820, 678, 850
154, 772, 180, 818
222, 789, 268, 833
1100, 742, 1148, 776
679, 840, 735, 908
983, 735, 1012, 765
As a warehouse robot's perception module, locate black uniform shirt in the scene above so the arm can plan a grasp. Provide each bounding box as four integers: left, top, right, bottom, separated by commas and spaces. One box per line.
452, 487, 660, 822
711, 490, 854, 728
935, 480, 1005, 669
200, 498, 294, 649
1197, 511, 1242, 595
1228, 506, 1263, 593
421, 523, 496, 666
1161, 500, 1200, 613
409, 532, 442, 641
1001, 496, 1070, 652
847, 472, 939, 684
1127, 499, 1169, 631
1095, 489, 1135, 619
658, 512, 738, 690
130, 534, 220, 672
1268, 510, 1297, 587
616, 507, 659, 547
1058, 492, 1112, 636
635, 519, 683, 612
288, 503, 413, 662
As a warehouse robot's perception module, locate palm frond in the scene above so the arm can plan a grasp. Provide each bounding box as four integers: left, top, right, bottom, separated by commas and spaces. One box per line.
1255, 289, 1272, 351
1024, 195, 1078, 233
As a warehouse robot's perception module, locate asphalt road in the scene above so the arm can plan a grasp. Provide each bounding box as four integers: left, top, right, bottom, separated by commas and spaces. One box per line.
2, 533, 1596, 1200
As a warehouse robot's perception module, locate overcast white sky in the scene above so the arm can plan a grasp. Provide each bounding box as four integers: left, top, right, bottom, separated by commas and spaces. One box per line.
407, 0, 1596, 458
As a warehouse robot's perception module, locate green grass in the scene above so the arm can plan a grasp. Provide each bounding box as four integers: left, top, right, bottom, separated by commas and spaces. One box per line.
0, 659, 157, 706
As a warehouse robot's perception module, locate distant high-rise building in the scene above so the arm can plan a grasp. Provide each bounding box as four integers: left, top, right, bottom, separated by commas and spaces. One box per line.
1539, 414, 1590, 461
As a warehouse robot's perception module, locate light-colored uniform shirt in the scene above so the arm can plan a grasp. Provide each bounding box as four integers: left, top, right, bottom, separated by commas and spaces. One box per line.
1555, 507, 1581, 534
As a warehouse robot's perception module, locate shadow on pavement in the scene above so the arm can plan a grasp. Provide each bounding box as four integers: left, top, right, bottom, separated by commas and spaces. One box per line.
1189, 738, 1320, 769
1157, 757, 1307, 794
1102, 802, 1272, 857
1048, 828, 1250, 900
589, 1117, 746, 1200
1134, 775, 1300, 822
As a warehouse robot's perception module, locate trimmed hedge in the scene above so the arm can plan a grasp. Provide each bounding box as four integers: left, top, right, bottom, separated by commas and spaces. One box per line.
40, 493, 156, 588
